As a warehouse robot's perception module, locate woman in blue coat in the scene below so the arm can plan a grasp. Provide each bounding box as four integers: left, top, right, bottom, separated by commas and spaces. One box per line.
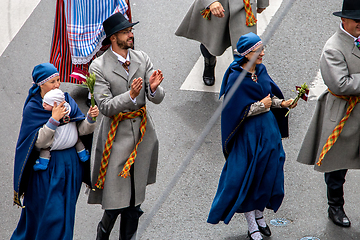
207, 33, 295, 240
12, 63, 99, 239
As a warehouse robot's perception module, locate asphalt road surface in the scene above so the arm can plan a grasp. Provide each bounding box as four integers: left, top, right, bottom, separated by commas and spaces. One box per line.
2, 0, 360, 239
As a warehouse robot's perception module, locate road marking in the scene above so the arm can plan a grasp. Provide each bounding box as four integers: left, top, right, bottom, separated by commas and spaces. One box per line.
180, 0, 283, 93
309, 70, 327, 100
0, 0, 41, 56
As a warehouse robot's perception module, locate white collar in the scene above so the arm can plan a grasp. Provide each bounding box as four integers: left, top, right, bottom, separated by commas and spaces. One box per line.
340, 22, 358, 41
111, 46, 130, 63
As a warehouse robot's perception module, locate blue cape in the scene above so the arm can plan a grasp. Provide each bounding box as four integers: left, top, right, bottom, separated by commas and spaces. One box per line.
220, 63, 289, 158
13, 91, 86, 206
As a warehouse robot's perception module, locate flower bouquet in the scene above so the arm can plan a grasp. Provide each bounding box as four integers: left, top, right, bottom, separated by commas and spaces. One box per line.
70, 67, 96, 120
285, 82, 309, 117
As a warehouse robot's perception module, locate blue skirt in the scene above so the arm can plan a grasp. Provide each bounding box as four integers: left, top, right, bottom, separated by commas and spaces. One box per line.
207, 111, 285, 224
11, 147, 83, 240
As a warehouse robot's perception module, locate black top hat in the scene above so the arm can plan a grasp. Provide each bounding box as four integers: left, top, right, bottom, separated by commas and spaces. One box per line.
102, 12, 139, 46
333, 0, 360, 20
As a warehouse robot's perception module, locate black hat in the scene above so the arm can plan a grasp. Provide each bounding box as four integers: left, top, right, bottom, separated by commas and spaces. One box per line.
333, 0, 360, 20
102, 12, 139, 46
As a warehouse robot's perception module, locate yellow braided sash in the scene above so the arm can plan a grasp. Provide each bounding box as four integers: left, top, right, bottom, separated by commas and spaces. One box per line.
95, 105, 147, 189
243, 0, 257, 27
317, 90, 360, 166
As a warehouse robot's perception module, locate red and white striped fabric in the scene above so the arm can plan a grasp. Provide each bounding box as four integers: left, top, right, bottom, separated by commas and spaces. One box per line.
50, 0, 132, 84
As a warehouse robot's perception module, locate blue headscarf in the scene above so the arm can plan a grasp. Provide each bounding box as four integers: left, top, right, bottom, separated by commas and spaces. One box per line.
24, 63, 59, 109
220, 32, 262, 97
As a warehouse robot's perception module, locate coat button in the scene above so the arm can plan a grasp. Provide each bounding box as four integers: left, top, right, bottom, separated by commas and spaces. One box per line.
133, 119, 136, 122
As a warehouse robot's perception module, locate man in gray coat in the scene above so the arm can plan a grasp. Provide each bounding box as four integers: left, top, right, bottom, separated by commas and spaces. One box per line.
297, 0, 360, 228
87, 13, 165, 240
175, 0, 268, 86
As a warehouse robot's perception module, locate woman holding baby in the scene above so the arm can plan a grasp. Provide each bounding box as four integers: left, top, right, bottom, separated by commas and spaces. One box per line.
11, 63, 99, 240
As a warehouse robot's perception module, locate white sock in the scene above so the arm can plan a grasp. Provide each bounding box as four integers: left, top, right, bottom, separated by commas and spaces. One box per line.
244, 211, 262, 240
255, 210, 267, 228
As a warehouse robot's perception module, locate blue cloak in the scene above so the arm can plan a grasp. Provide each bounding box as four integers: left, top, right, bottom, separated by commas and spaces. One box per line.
12, 91, 94, 239
207, 63, 288, 224
13, 91, 89, 206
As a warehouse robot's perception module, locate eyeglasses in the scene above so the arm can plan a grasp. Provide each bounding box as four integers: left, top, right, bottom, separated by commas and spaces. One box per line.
118, 28, 134, 35
250, 45, 266, 53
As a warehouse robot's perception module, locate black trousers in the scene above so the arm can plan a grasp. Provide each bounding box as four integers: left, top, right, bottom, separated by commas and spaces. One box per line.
100, 167, 143, 240
324, 169, 347, 206
105, 205, 143, 240
200, 44, 214, 59
325, 169, 347, 190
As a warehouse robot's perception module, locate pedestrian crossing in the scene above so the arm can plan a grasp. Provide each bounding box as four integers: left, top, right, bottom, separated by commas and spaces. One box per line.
179, 0, 327, 100
180, 0, 283, 93
0, 0, 41, 56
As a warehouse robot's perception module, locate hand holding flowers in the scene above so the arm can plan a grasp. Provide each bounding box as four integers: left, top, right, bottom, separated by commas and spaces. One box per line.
285, 83, 309, 117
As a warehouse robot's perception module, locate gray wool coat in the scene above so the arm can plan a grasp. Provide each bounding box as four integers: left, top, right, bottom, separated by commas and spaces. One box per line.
175, 0, 269, 56
297, 27, 360, 172
87, 48, 165, 209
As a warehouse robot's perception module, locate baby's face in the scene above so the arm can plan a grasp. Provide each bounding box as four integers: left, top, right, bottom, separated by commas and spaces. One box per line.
43, 102, 53, 111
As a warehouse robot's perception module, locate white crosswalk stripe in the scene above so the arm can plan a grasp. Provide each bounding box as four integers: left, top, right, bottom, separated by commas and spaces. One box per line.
0, 0, 41, 56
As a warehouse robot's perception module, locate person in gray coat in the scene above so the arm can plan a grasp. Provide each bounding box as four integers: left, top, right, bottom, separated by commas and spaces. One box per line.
297, 0, 360, 228
175, 0, 269, 86
87, 13, 165, 240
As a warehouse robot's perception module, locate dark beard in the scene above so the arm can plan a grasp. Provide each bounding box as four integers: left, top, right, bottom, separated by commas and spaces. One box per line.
116, 37, 134, 49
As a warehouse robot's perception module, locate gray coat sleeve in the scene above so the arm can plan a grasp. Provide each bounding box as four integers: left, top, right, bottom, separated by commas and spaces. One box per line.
141, 51, 165, 105
320, 48, 360, 95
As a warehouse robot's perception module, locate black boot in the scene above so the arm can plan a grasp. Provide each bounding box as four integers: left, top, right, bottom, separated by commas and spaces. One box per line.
96, 211, 118, 240
203, 56, 216, 86
327, 187, 350, 227
119, 206, 143, 240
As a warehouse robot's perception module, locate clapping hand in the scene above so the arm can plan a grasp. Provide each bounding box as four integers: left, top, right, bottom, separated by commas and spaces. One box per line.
130, 77, 143, 99
149, 70, 164, 93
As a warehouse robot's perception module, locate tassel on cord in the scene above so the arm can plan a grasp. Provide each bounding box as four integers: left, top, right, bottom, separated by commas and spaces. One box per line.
243, 0, 257, 27
200, 8, 211, 20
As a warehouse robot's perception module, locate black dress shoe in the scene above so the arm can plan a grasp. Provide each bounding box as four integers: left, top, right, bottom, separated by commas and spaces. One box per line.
247, 230, 262, 240
255, 217, 271, 237
328, 205, 351, 227
203, 56, 216, 86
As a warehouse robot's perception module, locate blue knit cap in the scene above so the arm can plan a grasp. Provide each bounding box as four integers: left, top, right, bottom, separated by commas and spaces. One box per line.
24, 63, 59, 109
233, 32, 262, 63
32, 63, 59, 85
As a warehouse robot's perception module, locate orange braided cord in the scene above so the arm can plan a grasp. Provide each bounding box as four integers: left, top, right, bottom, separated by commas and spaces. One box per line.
119, 108, 147, 178
243, 0, 257, 27
317, 90, 360, 166
95, 105, 147, 189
